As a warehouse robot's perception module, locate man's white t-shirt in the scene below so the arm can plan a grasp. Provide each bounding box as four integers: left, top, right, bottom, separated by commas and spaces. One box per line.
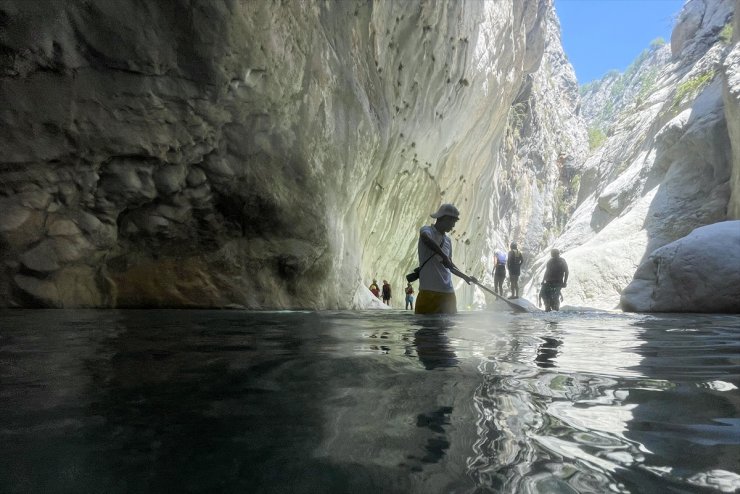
418, 225, 453, 293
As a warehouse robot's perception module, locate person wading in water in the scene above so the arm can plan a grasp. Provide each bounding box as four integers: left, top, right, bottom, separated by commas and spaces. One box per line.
381, 280, 392, 306
507, 242, 524, 299
405, 282, 415, 310
493, 249, 507, 296
414, 204, 476, 314
539, 249, 568, 311
369, 279, 380, 298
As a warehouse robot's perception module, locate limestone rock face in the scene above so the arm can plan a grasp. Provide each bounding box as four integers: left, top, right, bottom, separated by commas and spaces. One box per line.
468, 7, 587, 301
579, 45, 672, 131
672, 0, 705, 56
2, 0, 736, 313
0, 0, 550, 308
522, 0, 737, 312
723, 0, 740, 220
621, 221, 740, 313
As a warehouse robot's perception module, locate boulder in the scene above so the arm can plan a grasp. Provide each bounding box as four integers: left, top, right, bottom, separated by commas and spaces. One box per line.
621, 221, 740, 313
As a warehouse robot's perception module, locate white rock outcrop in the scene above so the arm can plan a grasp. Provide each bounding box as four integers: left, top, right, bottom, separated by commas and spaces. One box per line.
621, 221, 740, 312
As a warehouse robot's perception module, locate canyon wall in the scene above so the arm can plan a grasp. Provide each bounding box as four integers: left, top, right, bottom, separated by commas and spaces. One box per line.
522, 0, 740, 312
0, 0, 553, 308
1, 0, 737, 312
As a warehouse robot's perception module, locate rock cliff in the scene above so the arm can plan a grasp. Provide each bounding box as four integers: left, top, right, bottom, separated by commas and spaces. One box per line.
0, 0, 552, 308
522, 0, 740, 313
1, 0, 737, 312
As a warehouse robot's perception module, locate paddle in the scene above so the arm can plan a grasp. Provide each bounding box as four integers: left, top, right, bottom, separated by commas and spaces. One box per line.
471, 279, 529, 313
449, 265, 529, 312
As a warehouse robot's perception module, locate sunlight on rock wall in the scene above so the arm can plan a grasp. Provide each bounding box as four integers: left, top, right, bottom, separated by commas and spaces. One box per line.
0, 0, 551, 308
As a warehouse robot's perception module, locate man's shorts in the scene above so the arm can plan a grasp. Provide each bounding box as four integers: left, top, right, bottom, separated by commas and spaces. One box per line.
415, 290, 457, 314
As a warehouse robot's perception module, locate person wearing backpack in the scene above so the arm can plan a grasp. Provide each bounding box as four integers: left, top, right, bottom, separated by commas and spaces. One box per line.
507, 242, 524, 299
414, 204, 476, 314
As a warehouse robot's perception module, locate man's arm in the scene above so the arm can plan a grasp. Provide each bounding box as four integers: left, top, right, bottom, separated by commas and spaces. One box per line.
562, 260, 569, 285
420, 231, 452, 267
449, 265, 476, 284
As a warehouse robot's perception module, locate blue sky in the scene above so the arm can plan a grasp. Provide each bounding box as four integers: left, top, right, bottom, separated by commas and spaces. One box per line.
554, 0, 685, 84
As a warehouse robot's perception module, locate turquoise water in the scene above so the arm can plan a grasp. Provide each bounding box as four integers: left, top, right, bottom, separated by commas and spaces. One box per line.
1, 309, 740, 493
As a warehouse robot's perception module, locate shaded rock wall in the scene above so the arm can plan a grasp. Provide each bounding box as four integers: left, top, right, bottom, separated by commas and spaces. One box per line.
0, 0, 551, 308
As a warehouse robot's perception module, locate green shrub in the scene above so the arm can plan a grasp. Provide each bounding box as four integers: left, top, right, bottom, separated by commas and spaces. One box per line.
588, 127, 607, 150
624, 50, 649, 81
636, 68, 658, 104
672, 69, 716, 108
650, 37, 666, 50
720, 23, 733, 44
570, 174, 581, 193
579, 81, 597, 96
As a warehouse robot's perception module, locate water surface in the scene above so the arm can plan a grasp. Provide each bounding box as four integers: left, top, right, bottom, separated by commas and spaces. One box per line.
1, 309, 740, 493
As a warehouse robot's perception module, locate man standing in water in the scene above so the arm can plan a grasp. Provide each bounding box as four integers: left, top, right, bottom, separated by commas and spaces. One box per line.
540, 248, 568, 311
381, 280, 392, 306
415, 204, 476, 314
507, 242, 524, 299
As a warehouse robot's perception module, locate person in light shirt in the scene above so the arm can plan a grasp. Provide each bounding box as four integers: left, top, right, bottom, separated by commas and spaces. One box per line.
414, 204, 476, 314
493, 249, 507, 296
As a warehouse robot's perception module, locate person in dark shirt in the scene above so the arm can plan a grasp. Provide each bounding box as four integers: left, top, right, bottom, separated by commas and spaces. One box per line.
540, 249, 568, 311
493, 249, 507, 296
381, 280, 392, 306
506, 242, 524, 299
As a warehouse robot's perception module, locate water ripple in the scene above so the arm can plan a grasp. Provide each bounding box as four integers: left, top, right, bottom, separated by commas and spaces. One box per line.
1, 309, 739, 493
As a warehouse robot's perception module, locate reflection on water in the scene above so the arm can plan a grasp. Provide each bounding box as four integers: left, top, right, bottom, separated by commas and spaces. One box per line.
535, 336, 561, 369
413, 318, 459, 370
1, 310, 740, 493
